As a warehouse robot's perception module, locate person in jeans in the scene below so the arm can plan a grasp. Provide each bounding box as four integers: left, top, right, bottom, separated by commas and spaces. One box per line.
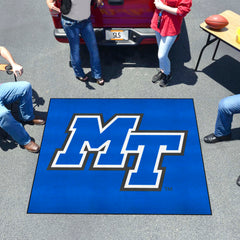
46, 0, 104, 85
204, 95, 240, 186
0, 46, 45, 153
204, 95, 240, 144
151, 0, 192, 87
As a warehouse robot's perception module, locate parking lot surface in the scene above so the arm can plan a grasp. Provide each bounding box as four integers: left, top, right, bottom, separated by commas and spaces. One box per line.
0, 0, 240, 239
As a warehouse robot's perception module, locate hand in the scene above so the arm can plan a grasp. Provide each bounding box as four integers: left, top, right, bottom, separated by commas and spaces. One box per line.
96, 0, 104, 7
154, 0, 166, 11
12, 63, 23, 77
46, 0, 61, 13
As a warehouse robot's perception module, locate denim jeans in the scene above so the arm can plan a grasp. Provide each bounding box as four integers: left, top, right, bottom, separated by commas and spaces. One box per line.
215, 94, 240, 137
0, 81, 34, 145
155, 31, 177, 75
61, 17, 102, 79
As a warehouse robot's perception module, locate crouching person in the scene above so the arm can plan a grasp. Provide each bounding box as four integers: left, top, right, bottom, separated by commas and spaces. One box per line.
0, 46, 45, 153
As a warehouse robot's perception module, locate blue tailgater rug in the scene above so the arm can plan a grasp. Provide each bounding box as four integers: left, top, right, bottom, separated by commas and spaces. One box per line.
28, 99, 211, 215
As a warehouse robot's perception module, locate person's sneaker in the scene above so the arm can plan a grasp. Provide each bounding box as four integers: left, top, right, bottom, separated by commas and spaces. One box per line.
159, 73, 172, 87
152, 70, 163, 83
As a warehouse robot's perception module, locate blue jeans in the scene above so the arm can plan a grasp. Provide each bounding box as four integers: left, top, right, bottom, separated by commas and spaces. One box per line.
61, 17, 102, 79
0, 81, 34, 145
215, 94, 240, 137
155, 31, 177, 75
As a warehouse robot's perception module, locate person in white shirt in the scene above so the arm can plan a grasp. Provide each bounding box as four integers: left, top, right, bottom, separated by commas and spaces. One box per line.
46, 0, 104, 85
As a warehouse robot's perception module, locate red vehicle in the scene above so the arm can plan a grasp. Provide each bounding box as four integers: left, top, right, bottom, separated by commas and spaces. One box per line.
49, 0, 156, 45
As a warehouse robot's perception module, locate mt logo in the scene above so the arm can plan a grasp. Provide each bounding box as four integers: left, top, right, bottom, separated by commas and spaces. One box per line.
48, 114, 187, 191
28, 99, 211, 214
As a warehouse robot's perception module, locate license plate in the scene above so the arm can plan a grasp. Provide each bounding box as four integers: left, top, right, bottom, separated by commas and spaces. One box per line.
105, 30, 129, 41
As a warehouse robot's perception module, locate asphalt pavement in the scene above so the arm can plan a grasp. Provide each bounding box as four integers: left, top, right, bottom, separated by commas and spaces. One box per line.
0, 0, 240, 239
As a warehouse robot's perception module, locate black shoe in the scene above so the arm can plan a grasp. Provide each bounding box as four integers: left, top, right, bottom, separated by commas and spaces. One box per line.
236, 176, 240, 186
152, 70, 163, 83
204, 133, 231, 143
159, 73, 172, 87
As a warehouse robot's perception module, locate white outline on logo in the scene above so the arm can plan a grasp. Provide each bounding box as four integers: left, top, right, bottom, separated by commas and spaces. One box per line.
48, 114, 187, 191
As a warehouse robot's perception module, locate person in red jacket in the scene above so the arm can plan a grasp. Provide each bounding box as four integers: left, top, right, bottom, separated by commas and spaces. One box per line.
151, 0, 192, 87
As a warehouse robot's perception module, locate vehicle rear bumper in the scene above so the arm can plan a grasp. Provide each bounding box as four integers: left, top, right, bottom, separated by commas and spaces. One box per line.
54, 28, 156, 45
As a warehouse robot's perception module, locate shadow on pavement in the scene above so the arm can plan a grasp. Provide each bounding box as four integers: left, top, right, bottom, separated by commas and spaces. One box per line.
231, 127, 240, 141
169, 20, 198, 87
203, 55, 240, 94
80, 44, 159, 85
79, 20, 197, 87
0, 130, 18, 151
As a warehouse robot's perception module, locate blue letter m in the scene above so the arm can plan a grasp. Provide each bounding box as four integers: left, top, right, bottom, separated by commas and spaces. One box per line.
48, 114, 142, 170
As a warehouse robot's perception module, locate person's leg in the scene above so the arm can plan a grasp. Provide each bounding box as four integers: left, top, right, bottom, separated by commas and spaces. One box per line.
215, 94, 240, 137
152, 32, 177, 85
158, 35, 177, 87
204, 95, 240, 143
0, 82, 42, 152
18, 82, 35, 121
80, 19, 102, 80
157, 35, 177, 75
0, 104, 31, 146
152, 31, 163, 83
0, 81, 34, 121
61, 17, 86, 78
155, 31, 163, 71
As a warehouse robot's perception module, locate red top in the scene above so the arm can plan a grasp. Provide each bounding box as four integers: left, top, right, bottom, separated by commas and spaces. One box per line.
150, 0, 192, 36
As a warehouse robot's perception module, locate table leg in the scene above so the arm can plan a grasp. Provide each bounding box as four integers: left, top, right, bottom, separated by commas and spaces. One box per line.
212, 39, 220, 60
195, 33, 218, 71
